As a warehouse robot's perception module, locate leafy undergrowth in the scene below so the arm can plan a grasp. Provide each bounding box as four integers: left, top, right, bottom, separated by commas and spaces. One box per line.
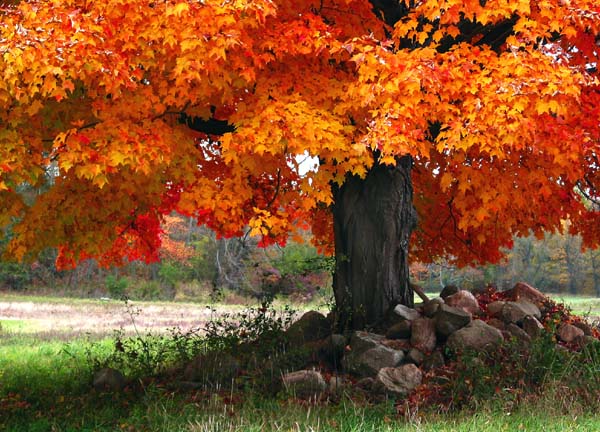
1, 295, 599, 431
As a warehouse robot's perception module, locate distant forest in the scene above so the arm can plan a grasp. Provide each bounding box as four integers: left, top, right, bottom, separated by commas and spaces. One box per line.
2, 214, 599, 299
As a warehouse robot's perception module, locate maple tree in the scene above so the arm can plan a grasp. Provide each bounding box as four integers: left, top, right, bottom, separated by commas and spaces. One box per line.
1, 0, 599, 329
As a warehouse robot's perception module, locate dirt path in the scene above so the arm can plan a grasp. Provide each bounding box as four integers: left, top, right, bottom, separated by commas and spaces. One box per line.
0, 298, 233, 340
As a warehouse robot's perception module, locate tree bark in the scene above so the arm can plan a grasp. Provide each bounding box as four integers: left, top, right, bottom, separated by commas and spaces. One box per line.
332, 156, 417, 331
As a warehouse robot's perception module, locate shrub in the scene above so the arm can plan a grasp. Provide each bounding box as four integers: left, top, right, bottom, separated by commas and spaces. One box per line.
158, 261, 189, 288
104, 274, 128, 299
0, 262, 31, 290
127, 279, 168, 300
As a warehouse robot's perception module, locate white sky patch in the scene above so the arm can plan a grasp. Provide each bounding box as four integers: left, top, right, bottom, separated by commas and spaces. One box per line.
294, 152, 319, 176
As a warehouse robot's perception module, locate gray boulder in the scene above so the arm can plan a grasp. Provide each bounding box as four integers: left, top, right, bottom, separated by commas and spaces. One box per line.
281, 370, 327, 399
506, 323, 532, 347
487, 318, 506, 331
386, 320, 412, 340
184, 352, 240, 383
328, 375, 347, 394
410, 317, 437, 352
446, 320, 504, 352
392, 304, 421, 322
381, 338, 411, 352
503, 282, 548, 308
374, 364, 422, 397
406, 348, 425, 365
445, 290, 481, 315
318, 333, 346, 363
487, 301, 506, 317
93, 367, 126, 392
573, 321, 593, 336
423, 297, 444, 318
500, 300, 541, 324
557, 323, 585, 343
286, 311, 330, 345
522, 316, 544, 339
347, 331, 386, 352
343, 345, 404, 377
440, 285, 460, 299
435, 304, 472, 337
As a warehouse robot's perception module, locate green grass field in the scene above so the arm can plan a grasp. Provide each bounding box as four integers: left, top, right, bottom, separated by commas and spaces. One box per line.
1, 293, 599, 431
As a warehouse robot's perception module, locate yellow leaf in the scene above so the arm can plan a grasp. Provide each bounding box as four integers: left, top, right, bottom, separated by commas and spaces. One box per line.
26, 100, 44, 116
379, 156, 397, 166
109, 151, 128, 166
440, 172, 454, 190
168, 2, 189, 17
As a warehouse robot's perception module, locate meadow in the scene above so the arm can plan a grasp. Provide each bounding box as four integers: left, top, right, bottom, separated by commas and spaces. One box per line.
1, 292, 599, 431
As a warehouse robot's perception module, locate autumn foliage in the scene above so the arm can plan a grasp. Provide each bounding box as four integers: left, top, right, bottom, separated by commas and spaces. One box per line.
0, 0, 599, 268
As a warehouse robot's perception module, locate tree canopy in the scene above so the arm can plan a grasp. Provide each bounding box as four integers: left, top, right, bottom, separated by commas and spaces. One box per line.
1, 0, 599, 269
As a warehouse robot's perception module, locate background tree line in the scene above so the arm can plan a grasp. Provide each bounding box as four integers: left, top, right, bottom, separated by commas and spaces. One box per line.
1, 213, 599, 300
0, 213, 333, 303
412, 230, 600, 297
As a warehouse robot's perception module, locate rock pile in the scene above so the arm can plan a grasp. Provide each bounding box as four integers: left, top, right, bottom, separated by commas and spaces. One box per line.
277, 282, 599, 399
93, 282, 597, 398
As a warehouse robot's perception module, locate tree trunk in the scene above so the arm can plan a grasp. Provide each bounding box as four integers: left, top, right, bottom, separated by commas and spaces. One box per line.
591, 251, 600, 298
332, 156, 417, 331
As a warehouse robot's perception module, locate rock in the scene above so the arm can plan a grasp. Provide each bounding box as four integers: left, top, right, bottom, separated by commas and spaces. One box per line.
328, 375, 346, 394
423, 297, 444, 318
487, 318, 506, 331
406, 348, 425, 365
374, 365, 422, 397
445, 290, 481, 315
446, 320, 504, 352
506, 323, 532, 346
347, 331, 386, 353
572, 321, 593, 336
471, 285, 490, 296
386, 320, 412, 340
381, 339, 411, 352
486, 301, 506, 317
281, 370, 327, 399
522, 316, 544, 339
318, 334, 347, 363
440, 285, 460, 299
343, 345, 404, 377
410, 317, 437, 352
392, 304, 421, 322
500, 301, 541, 324
93, 368, 126, 392
557, 323, 585, 343
184, 352, 240, 383
355, 377, 375, 392
286, 311, 331, 345
435, 304, 472, 337
422, 350, 445, 371
504, 282, 547, 308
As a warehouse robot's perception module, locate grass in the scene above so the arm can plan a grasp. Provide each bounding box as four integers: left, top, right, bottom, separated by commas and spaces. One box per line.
1, 293, 599, 431
549, 294, 600, 318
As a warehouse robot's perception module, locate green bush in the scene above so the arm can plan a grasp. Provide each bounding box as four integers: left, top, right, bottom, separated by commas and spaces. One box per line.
104, 274, 128, 299
127, 279, 164, 300
203, 297, 295, 353
272, 242, 333, 276
0, 262, 31, 290
158, 261, 188, 287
